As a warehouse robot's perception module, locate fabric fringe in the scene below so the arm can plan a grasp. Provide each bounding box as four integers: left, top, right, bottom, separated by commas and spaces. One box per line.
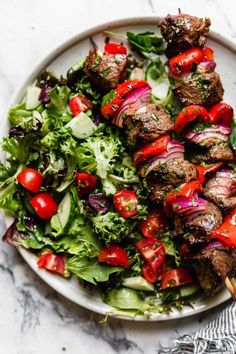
158, 302, 236, 354
158, 334, 236, 354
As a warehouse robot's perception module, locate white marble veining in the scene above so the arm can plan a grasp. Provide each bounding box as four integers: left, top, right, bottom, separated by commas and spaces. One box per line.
1, 0, 236, 353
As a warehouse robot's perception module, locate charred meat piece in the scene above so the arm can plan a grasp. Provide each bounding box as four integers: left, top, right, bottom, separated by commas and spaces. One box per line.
146, 158, 197, 203
146, 180, 173, 204
206, 143, 234, 162
174, 201, 222, 239
204, 169, 236, 212
83, 49, 128, 91
190, 143, 234, 164
159, 13, 211, 58
125, 104, 174, 147
173, 72, 224, 107
185, 244, 236, 296
147, 158, 197, 186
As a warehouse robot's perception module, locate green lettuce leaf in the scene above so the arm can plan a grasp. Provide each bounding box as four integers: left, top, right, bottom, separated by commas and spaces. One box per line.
66, 256, 123, 284
8, 103, 33, 129
1, 135, 35, 163
0, 163, 22, 212
104, 288, 143, 310
91, 211, 135, 245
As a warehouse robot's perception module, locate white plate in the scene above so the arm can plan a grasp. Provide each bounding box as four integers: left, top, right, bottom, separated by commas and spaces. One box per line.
1, 16, 236, 321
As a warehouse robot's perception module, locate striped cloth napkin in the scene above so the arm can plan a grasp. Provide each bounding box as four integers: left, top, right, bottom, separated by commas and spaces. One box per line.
159, 301, 236, 354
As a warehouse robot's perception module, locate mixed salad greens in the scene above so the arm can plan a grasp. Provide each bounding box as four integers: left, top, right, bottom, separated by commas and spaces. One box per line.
0, 30, 201, 318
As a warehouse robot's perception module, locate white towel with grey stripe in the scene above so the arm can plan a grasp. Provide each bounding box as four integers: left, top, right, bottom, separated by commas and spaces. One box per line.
159, 301, 236, 354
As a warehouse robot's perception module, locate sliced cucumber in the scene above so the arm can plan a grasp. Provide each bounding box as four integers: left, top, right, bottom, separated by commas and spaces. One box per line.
152, 79, 170, 100
25, 86, 41, 110
180, 284, 200, 299
123, 276, 155, 292
57, 192, 74, 229
66, 112, 96, 139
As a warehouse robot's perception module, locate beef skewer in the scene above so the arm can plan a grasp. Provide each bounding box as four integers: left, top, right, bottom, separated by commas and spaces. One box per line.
84, 12, 236, 299
182, 240, 236, 298
84, 38, 128, 92
158, 12, 236, 299
159, 13, 211, 58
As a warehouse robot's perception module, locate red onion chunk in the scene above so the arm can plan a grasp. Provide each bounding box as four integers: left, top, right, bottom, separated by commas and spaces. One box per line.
206, 169, 236, 199
184, 124, 231, 145
112, 86, 151, 128
172, 195, 207, 216
196, 61, 216, 74
202, 240, 225, 253
140, 140, 184, 177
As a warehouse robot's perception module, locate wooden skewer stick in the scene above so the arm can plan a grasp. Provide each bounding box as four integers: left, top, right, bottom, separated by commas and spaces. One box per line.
225, 276, 236, 300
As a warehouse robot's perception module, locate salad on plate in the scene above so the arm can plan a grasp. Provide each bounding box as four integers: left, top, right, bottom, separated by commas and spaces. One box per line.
1, 11, 236, 318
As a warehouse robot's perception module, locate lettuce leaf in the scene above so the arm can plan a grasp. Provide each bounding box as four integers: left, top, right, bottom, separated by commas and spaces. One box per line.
91, 211, 135, 245
1, 135, 35, 163
66, 256, 123, 284
104, 288, 143, 310
0, 163, 22, 212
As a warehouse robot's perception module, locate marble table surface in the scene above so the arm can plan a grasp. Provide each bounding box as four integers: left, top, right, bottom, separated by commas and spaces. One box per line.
1, 0, 236, 353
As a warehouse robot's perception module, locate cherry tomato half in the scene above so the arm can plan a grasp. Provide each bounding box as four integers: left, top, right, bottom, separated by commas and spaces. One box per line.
136, 239, 166, 271
17, 168, 43, 193
69, 95, 92, 116
142, 263, 158, 283
113, 190, 138, 219
76, 172, 97, 196
142, 261, 167, 283
208, 102, 234, 127
169, 48, 204, 76
98, 245, 130, 268
141, 209, 166, 238
160, 268, 193, 289
37, 253, 65, 275
30, 193, 58, 220
175, 105, 210, 132
133, 135, 170, 166
104, 43, 127, 55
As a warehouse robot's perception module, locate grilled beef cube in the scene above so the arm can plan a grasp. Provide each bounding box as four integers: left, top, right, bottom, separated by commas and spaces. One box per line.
125, 104, 174, 147
146, 158, 197, 203
174, 201, 222, 239
190, 143, 234, 164
83, 49, 128, 91
204, 170, 236, 212
147, 158, 197, 186
206, 143, 234, 162
159, 13, 211, 58
146, 180, 173, 204
186, 245, 236, 296
173, 72, 224, 107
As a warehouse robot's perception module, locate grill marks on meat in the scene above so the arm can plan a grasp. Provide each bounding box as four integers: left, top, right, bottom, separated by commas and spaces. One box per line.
204, 170, 236, 212
185, 246, 236, 295
173, 73, 224, 107
188, 142, 234, 164
125, 104, 174, 147
206, 143, 234, 162
159, 13, 211, 58
174, 201, 222, 239
146, 179, 173, 204
84, 49, 128, 91
148, 158, 197, 185
146, 158, 197, 203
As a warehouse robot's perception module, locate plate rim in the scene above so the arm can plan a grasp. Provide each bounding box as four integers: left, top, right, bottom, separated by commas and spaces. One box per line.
1, 15, 235, 321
